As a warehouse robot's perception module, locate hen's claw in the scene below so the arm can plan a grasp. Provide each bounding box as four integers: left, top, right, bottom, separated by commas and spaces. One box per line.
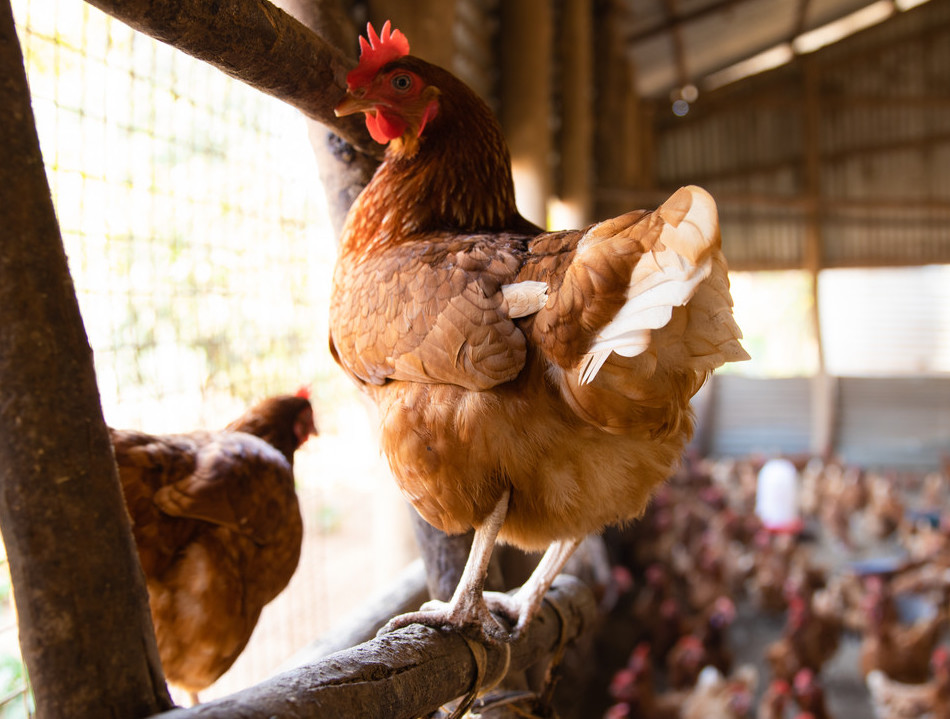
378, 597, 514, 643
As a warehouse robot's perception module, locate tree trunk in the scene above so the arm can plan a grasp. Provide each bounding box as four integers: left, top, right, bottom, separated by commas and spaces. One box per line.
0, 2, 173, 717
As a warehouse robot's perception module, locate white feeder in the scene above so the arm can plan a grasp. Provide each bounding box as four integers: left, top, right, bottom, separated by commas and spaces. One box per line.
755, 458, 802, 533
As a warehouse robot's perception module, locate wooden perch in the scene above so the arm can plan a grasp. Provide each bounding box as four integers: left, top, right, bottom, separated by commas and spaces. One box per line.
152, 575, 597, 719
82, 0, 380, 157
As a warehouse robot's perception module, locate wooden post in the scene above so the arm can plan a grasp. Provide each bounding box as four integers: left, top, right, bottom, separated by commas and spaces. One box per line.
0, 2, 173, 715
592, 0, 650, 220
551, 0, 594, 229
802, 56, 837, 459
500, 0, 553, 227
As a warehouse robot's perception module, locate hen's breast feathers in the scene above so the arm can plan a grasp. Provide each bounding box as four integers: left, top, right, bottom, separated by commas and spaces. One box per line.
331, 185, 748, 434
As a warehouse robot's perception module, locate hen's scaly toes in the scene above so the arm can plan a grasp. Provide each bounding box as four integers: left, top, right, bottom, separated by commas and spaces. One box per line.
377, 608, 445, 636
483, 591, 526, 636
377, 600, 514, 644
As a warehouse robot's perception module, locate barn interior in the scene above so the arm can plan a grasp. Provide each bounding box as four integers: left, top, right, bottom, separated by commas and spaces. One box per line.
1, 0, 949, 717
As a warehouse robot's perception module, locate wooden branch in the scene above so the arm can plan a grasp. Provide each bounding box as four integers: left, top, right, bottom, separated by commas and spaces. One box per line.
82, 0, 381, 158
152, 576, 597, 719
0, 1, 173, 715
267, 0, 379, 235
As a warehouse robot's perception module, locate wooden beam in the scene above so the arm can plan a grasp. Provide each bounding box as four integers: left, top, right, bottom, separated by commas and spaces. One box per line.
624, 0, 750, 45
552, 0, 594, 227
634, 125, 950, 190
82, 0, 378, 157
802, 56, 837, 458
661, 0, 690, 89
594, 188, 950, 215
152, 576, 597, 719
792, 0, 811, 38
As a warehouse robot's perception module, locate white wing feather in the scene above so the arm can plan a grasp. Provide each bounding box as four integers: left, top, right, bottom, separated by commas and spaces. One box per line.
578, 187, 718, 385
502, 280, 548, 318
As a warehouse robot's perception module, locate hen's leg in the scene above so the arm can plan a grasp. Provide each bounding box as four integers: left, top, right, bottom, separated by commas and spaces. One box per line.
485, 537, 582, 638
380, 490, 510, 641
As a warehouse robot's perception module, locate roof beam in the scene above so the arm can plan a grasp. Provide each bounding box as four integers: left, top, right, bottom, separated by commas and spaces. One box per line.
793, 0, 813, 37
660, 0, 690, 88
625, 0, 751, 45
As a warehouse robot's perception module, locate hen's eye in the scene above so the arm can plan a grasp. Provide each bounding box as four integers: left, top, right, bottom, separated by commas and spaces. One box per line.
391, 74, 412, 91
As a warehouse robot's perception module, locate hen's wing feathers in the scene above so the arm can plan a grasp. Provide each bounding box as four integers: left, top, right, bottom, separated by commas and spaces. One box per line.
152, 435, 292, 546
332, 187, 746, 420
332, 235, 531, 390
112, 428, 293, 547
520, 186, 748, 432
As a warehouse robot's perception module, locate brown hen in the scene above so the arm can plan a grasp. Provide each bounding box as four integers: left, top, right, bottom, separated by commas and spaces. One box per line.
111, 392, 316, 701
330, 21, 748, 641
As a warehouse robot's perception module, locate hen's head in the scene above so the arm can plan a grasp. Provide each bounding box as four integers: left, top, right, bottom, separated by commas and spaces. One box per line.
228, 392, 318, 466
335, 21, 442, 152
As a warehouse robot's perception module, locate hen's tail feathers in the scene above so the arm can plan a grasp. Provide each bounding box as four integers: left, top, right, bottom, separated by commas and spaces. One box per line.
577, 186, 747, 384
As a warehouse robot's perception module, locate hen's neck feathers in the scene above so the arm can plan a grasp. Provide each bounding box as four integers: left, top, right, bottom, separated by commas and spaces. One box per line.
226, 396, 309, 466
342, 58, 536, 252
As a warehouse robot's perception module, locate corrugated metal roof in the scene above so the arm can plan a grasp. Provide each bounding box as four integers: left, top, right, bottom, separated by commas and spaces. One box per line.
643, 0, 950, 270
622, 0, 915, 98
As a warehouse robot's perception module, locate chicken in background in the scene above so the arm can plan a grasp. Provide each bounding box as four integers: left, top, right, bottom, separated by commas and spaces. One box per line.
609, 643, 756, 719
330, 21, 748, 642
756, 678, 792, 719
863, 473, 905, 542
791, 668, 833, 719
765, 588, 842, 682
859, 576, 945, 684
111, 391, 317, 703
866, 646, 950, 719
681, 665, 758, 719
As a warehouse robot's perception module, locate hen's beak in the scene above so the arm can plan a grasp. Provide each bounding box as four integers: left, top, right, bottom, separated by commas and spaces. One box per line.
334, 91, 373, 118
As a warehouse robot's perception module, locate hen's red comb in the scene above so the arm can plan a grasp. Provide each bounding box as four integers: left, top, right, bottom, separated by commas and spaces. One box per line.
347, 20, 410, 89
295, 385, 311, 399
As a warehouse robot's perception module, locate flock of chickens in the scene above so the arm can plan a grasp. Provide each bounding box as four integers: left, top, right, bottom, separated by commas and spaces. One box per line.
600, 455, 950, 719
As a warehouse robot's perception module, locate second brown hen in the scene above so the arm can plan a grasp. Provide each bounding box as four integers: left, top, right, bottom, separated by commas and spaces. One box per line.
112, 392, 316, 701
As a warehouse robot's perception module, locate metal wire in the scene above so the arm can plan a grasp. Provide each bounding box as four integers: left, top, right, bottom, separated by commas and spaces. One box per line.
7, 0, 410, 707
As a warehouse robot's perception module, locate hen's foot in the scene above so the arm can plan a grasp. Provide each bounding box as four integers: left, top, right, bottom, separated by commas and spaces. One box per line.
482, 591, 530, 638
379, 595, 513, 643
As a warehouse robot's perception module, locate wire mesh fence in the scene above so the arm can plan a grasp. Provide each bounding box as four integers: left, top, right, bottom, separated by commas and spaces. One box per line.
7, 0, 418, 712
15, 0, 334, 426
